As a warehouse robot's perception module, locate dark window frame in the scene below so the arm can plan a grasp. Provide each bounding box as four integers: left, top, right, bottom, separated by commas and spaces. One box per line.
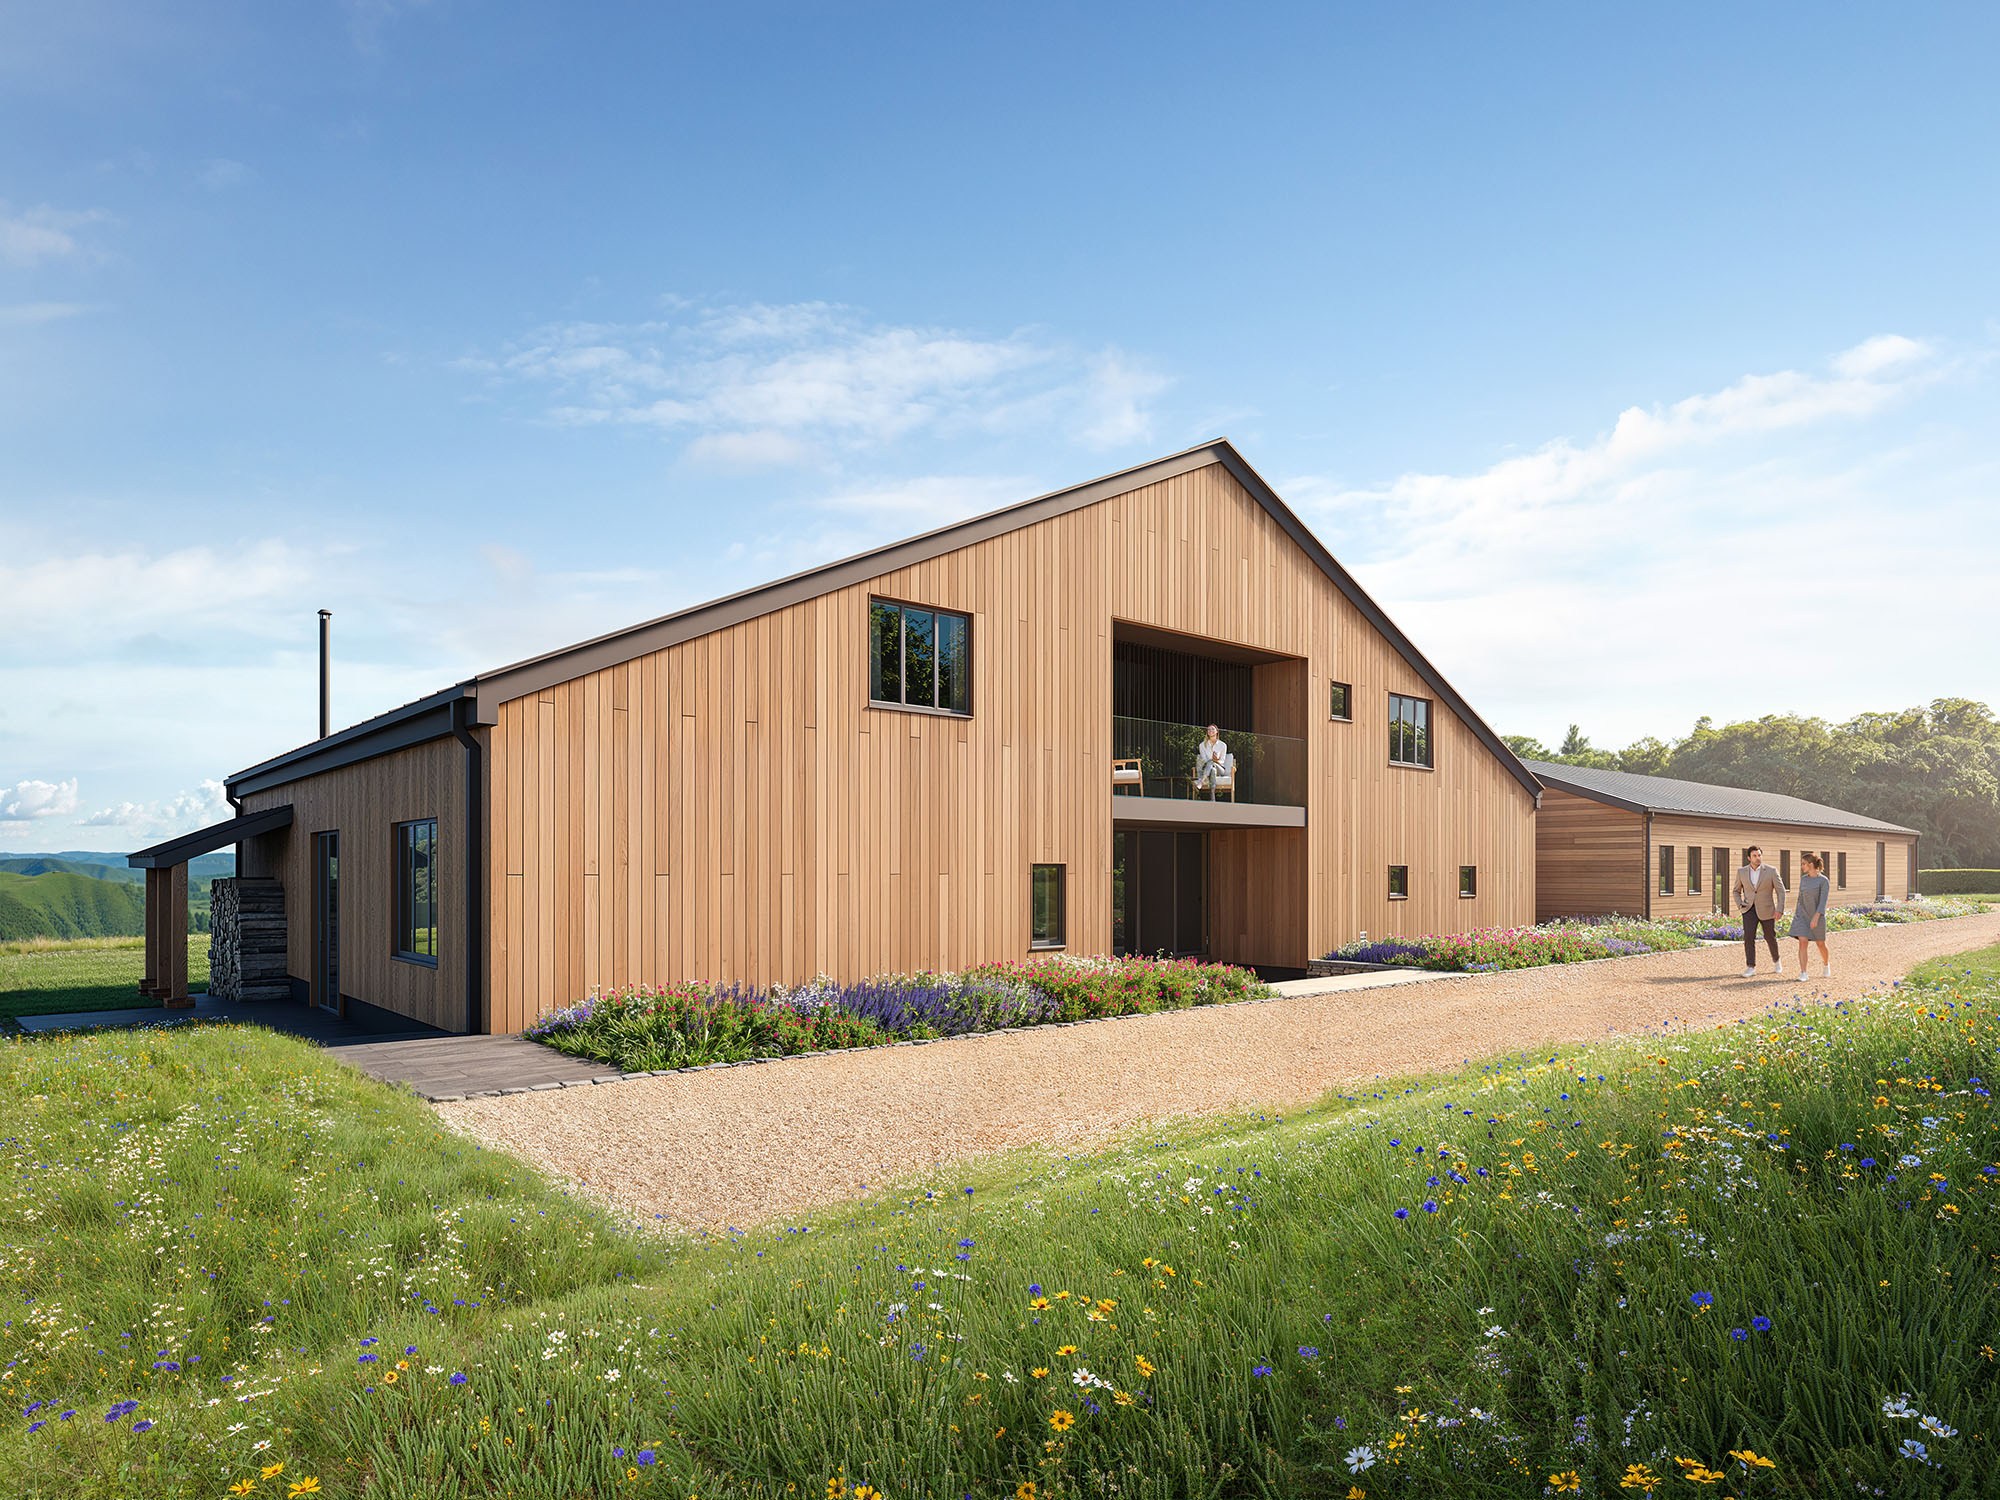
1030, 863, 1066, 949
1458, 865, 1476, 898
1388, 865, 1409, 900
1837, 851, 1848, 889
869, 597, 973, 717
1329, 681, 1352, 722
1659, 844, 1675, 896
1387, 692, 1433, 769
392, 817, 440, 967
1687, 844, 1701, 896
1780, 849, 1791, 886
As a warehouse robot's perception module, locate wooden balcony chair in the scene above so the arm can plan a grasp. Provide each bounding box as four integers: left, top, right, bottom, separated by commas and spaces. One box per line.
1192, 754, 1237, 802
1111, 757, 1145, 796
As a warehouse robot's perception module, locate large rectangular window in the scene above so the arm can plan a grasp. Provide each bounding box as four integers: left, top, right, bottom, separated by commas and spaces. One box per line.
1659, 844, 1675, 896
1030, 864, 1065, 949
870, 599, 971, 714
1687, 846, 1701, 895
1388, 865, 1409, 900
1459, 865, 1476, 898
1388, 693, 1432, 768
1329, 681, 1352, 721
393, 818, 438, 965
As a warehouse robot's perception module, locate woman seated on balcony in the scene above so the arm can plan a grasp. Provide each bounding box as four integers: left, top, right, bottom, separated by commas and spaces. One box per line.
1193, 724, 1230, 795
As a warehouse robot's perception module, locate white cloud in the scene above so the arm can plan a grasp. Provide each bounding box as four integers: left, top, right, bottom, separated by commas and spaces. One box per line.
0, 301, 94, 325
79, 780, 230, 837
1288, 335, 1994, 745
0, 203, 107, 267
196, 158, 250, 191
467, 299, 1166, 457
0, 779, 79, 821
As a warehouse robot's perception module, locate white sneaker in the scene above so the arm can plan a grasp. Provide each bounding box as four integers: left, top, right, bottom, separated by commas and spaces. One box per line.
1797, 969, 1809, 981
1741, 967, 1756, 979
1822, 964, 1832, 979
1768, 961, 1783, 976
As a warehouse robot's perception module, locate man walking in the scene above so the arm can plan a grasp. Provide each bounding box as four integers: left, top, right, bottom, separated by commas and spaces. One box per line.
1734, 845, 1787, 978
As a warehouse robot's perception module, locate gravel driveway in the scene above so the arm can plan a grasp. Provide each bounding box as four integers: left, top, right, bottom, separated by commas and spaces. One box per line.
434, 914, 2000, 1231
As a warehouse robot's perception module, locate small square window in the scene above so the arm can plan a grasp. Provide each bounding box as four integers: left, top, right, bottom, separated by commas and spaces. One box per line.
1030, 864, 1066, 948
1388, 865, 1409, 900
1459, 865, 1476, 898
1329, 681, 1352, 721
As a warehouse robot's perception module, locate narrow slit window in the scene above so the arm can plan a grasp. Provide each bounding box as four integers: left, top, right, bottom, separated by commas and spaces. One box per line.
1030, 864, 1066, 948
1687, 845, 1700, 895
1388, 865, 1409, 900
1659, 844, 1675, 896
1459, 865, 1476, 898
1780, 849, 1791, 885
1329, 681, 1351, 721
393, 818, 439, 965
869, 599, 972, 714
1837, 851, 1847, 888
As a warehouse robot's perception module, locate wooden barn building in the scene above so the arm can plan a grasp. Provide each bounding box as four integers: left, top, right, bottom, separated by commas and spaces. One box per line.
1526, 760, 1919, 922
129, 441, 1541, 1032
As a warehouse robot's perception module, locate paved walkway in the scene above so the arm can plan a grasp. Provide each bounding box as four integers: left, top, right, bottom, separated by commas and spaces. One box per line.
435, 913, 2000, 1231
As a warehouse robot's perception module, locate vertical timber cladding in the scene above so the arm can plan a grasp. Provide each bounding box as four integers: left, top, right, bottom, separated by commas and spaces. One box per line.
1645, 817, 1919, 917
483, 461, 1539, 1028
237, 737, 461, 1030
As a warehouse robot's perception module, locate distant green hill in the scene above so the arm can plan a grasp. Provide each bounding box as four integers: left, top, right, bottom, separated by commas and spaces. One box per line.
0, 856, 145, 884
0, 850, 234, 881
0, 870, 149, 942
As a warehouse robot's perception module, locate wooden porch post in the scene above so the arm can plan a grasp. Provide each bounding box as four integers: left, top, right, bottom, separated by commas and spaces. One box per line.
141, 866, 163, 998
164, 861, 193, 1008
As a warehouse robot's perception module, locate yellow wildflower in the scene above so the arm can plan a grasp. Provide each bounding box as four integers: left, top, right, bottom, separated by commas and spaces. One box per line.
1135, 1355, 1155, 1377
1548, 1474, 1580, 1494
261, 1464, 286, 1481
287, 1482, 321, 1498
1055, 1346, 1078, 1357
1030, 1368, 1049, 1379
1049, 1410, 1075, 1432
1728, 1450, 1776, 1470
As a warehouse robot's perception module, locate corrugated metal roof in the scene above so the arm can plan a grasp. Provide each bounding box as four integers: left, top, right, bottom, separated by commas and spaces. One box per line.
1524, 760, 1917, 835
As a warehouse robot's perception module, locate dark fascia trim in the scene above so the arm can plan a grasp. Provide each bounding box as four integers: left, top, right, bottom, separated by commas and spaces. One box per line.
467, 444, 1230, 721
1530, 769, 1918, 836
225, 687, 471, 797
128, 805, 293, 869
455, 439, 1542, 799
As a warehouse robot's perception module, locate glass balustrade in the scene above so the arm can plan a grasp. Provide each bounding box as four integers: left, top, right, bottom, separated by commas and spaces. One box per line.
1110, 715, 1306, 806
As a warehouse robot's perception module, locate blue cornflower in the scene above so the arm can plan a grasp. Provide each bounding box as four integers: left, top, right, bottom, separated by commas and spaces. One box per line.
1298, 1346, 1320, 1359
1251, 1364, 1273, 1377
958, 1238, 975, 1248
405, 1346, 418, 1355
1393, 1207, 1410, 1220
1751, 1316, 1772, 1331
449, 1373, 468, 1386
1729, 1328, 1747, 1341
614, 1448, 625, 1459
910, 1345, 925, 1360
1028, 1284, 1042, 1295
1862, 1157, 1877, 1167
1422, 1200, 1439, 1213
637, 1450, 656, 1466
358, 1353, 378, 1364
1476, 1167, 1490, 1177
1690, 1291, 1714, 1308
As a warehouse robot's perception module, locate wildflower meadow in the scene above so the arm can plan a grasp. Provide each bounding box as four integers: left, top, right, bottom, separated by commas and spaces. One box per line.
2, 950, 1996, 1497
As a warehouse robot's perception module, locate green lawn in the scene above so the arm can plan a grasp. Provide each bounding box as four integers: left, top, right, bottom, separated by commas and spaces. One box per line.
2, 960, 1994, 1498
1910, 938, 2000, 987
0, 935, 212, 1019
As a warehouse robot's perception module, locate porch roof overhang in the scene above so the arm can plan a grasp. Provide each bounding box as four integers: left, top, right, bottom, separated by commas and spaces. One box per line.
1111, 797, 1305, 831
127, 805, 293, 869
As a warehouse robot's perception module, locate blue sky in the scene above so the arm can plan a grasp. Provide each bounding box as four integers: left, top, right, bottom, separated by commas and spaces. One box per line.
3, 2, 1996, 849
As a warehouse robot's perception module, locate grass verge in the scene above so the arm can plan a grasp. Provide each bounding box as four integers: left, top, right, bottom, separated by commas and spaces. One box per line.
3, 963, 1995, 1497
0, 934, 212, 1019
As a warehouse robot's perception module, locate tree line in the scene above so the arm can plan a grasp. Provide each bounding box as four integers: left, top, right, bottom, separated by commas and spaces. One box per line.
1505, 698, 2000, 868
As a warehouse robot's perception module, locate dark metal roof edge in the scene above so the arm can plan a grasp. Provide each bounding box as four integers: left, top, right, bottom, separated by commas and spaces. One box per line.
467, 442, 1232, 719
1206, 445, 1543, 800
227, 694, 466, 797
128, 804, 293, 868
1526, 771, 1656, 817
1525, 765, 1918, 835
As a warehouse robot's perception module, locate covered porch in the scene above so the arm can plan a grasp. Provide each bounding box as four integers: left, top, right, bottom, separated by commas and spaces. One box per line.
126, 805, 292, 1007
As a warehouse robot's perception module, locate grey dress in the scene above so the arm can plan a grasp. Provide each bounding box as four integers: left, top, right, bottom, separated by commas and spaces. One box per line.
1788, 874, 1830, 939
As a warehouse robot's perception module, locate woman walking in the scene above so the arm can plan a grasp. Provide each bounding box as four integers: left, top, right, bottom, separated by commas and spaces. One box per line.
1791, 851, 1832, 980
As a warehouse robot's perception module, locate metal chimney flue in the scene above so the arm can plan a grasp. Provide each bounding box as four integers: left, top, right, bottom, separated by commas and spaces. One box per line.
318, 610, 332, 740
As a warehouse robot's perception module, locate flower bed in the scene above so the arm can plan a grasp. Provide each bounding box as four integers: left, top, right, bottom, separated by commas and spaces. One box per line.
1847, 896, 1990, 923
1326, 917, 1704, 972
523, 954, 1268, 1072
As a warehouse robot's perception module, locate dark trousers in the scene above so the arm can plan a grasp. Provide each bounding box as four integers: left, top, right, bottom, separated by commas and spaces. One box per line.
1742, 911, 1778, 965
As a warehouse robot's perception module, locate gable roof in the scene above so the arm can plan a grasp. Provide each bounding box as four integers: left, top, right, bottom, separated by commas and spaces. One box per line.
1523, 759, 1917, 836
229, 440, 1540, 798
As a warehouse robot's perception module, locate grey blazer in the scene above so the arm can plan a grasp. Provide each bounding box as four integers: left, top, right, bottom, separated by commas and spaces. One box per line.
1789, 874, 1830, 938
